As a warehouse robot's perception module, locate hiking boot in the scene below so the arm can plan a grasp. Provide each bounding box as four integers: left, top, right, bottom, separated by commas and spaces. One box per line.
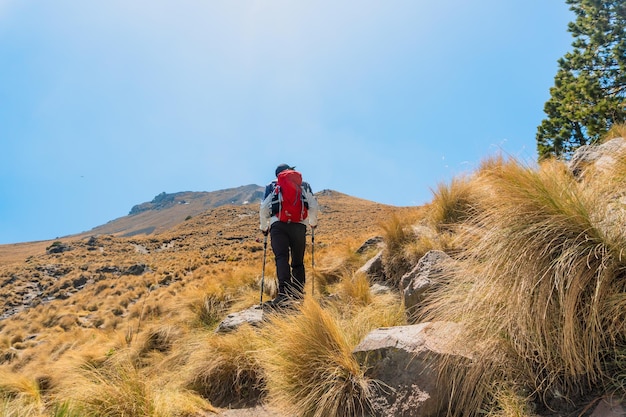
262, 294, 290, 310
262, 294, 303, 311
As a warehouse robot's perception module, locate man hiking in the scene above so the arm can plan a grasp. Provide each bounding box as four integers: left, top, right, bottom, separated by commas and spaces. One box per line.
260, 163, 319, 308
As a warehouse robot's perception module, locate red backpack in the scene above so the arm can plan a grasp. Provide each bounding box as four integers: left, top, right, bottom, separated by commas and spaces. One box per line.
274, 169, 308, 223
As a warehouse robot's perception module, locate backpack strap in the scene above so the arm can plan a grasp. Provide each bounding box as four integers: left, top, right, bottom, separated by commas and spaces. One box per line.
269, 182, 280, 216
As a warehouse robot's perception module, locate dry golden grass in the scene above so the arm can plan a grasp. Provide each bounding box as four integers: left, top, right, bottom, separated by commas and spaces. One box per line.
418, 156, 626, 415
380, 211, 422, 285
183, 325, 265, 408
55, 350, 214, 417
259, 297, 374, 417
427, 175, 479, 231
0, 191, 410, 416
332, 272, 373, 306
332, 289, 406, 347
313, 238, 374, 293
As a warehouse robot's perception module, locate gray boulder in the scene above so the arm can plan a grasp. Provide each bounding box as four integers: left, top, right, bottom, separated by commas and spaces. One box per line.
353, 322, 469, 417
401, 250, 451, 323
357, 250, 386, 283
356, 236, 385, 254
568, 137, 626, 177
215, 305, 264, 334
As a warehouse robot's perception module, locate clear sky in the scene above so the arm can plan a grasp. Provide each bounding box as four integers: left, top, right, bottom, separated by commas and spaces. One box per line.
1, 1, 574, 245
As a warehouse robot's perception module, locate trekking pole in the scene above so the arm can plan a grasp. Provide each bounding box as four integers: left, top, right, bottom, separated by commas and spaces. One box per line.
311, 227, 315, 296
260, 234, 268, 305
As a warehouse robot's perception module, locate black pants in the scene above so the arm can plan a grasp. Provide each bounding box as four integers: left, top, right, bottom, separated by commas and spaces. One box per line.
270, 221, 307, 297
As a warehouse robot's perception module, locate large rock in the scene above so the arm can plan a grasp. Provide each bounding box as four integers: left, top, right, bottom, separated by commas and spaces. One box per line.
568, 137, 626, 177
401, 250, 451, 324
215, 305, 264, 334
356, 236, 385, 254
568, 137, 626, 230
357, 250, 386, 283
353, 322, 469, 417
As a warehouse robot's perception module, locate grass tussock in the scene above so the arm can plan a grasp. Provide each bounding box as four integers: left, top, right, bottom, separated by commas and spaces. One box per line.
314, 238, 374, 294
0, 370, 42, 409
380, 212, 423, 285
427, 175, 479, 231
420, 157, 626, 415
336, 291, 406, 347
259, 297, 374, 417
184, 325, 265, 408
135, 324, 183, 361
333, 272, 372, 306
57, 350, 213, 417
181, 263, 273, 328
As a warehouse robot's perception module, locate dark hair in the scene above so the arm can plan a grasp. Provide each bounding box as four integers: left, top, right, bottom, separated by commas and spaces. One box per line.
275, 163, 295, 177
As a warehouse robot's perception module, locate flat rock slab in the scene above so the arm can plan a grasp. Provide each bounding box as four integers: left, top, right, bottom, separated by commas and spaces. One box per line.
216, 305, 264, 334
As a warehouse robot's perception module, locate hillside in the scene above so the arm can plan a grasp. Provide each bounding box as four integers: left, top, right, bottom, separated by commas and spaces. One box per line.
0, 186, 265, 265
89, 185, 265, 238
0, 186, 422, 416
0, 187, 416, 353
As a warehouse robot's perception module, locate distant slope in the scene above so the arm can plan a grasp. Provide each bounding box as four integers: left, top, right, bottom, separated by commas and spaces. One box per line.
0, 186, 413, 264
82, 184, 265, 238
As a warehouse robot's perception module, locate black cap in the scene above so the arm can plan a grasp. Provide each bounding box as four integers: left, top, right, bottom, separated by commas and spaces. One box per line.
275, 163, 295, 177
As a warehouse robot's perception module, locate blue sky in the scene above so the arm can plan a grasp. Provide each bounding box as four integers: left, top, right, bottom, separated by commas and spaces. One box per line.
1, 1, 573, 244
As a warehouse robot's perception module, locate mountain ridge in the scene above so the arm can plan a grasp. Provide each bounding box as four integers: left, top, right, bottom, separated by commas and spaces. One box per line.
0, 186, 404, 264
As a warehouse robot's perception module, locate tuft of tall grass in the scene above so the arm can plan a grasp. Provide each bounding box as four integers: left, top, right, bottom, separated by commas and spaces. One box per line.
63, 354, 157, 417
380, 213, 421, 286
314, 238, 373, 294
332, 272, 372, 306
0, 370, 43, 415
187, 293, 233, 329
427, 175, 479, 231
184, 325, 264, 408
135, 324, 182, 362
184, 264, 268, 325
420, 157, 626, 414
56, 350, 212, 417
258, 298, 373, 417
335, 291, 406, 347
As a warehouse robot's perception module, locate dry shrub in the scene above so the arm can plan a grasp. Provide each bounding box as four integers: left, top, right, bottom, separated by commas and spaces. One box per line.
427, 175, 479, 231
314, 238, 371, 290
184, 325, 264, 408
0, 369, 44, 416
380, 212, 424, 286
335, 291, 406, 347
58, 350, 212, 417
420, 157, 626, 415
333, 272, 372, 306
259, 298, 374, 417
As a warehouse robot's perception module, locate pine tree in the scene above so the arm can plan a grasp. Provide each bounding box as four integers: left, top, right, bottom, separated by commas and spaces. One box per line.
536, 0, 626, 160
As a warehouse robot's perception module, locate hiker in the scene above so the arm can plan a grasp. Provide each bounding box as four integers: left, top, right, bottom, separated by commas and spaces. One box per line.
260, 164, 319, 308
